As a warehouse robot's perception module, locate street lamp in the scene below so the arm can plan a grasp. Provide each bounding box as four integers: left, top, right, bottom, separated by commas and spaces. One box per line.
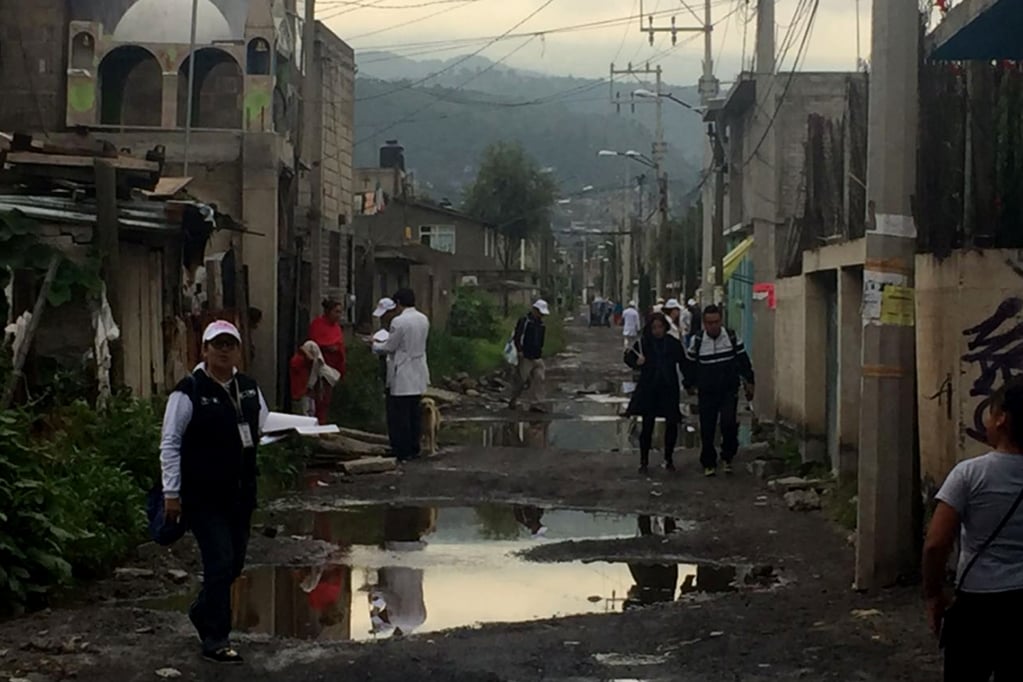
597, 149, 656, 169
632, 88, 705, 114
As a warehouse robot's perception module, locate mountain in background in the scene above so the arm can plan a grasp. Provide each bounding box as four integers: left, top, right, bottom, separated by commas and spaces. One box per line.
354, 52, 706, 208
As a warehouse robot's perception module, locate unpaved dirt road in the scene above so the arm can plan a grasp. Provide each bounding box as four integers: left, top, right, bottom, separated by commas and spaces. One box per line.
0, 323, 939, 681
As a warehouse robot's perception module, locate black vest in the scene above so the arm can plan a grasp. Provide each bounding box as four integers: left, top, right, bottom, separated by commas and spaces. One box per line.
177, 369, 262, 510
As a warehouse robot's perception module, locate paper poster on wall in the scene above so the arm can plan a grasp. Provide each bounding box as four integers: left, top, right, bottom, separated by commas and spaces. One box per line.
862, 269, 908, 325
872, 213, 917, 239
880, 285, 915, 326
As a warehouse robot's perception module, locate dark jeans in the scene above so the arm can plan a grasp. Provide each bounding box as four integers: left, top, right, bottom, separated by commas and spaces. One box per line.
188, 504, 252, 652
699, 389, 739, 468
387, 394, 423, 461
639, 415, 679, 467
943, 590, 1023, 681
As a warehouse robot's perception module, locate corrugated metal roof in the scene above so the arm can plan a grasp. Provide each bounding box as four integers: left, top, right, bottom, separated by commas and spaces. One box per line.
0, 195, 216, 233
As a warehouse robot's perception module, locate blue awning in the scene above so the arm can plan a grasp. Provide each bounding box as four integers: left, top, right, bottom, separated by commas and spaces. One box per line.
929, 0, 1023, 61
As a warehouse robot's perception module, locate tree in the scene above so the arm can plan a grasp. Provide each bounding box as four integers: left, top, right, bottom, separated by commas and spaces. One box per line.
463, 142, 558, 310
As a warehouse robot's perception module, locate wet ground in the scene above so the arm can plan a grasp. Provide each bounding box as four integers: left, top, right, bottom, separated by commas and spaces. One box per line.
0, 323, 939, 681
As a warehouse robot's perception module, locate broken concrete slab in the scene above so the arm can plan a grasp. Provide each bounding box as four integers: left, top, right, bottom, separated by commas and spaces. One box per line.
113, 568, 155, 579
425, 387, 463, 404
747, 458, 786, 480
318, 434, 390, 458
768, 476, 831, 492
166, 569, 189, 584
337, 426, 391, 446
784, 489, 822, 512
341, 457, 398, 476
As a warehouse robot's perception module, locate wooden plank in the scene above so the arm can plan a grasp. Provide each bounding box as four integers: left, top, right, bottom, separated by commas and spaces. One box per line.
1, 255, 60, 409
95, 159, 124, 388
143, 176, 193, 198
119, 245, 143, 397
150, 250, 165, 395
8, 151, 159, 173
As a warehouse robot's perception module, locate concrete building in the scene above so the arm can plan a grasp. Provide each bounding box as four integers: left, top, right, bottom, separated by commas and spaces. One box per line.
0, 0, 356, 402
706, 69, 867, 474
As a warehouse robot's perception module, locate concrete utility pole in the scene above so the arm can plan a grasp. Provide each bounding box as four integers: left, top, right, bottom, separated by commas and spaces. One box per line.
855, 0, 920, 591
183, 0, 200, 176
610, 62, 667, 301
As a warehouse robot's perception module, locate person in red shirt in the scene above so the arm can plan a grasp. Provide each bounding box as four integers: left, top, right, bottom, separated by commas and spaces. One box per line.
307, 299, 347, 424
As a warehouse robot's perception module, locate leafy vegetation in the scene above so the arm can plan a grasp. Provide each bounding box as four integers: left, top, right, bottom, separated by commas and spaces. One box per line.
463, 142, 559, 278
448, 287, 501, 340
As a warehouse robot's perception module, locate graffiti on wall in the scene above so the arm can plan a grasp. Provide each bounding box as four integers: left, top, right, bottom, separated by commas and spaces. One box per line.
962, 297, 1023, 442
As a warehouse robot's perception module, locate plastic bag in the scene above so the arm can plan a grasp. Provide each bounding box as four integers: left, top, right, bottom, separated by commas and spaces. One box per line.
503, 338, 519, 366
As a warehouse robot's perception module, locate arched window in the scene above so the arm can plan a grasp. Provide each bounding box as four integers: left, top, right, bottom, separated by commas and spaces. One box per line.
177, 48, 243, 129
71, 32, 95, 71
247, 38, 271, 75
97, 46, 162, 126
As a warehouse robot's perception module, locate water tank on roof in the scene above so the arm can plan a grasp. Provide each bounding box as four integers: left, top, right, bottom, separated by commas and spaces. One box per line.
380, 140, 405, 171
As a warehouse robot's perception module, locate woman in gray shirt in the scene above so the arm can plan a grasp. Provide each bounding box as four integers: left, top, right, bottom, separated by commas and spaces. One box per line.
924, 379, 1023, 681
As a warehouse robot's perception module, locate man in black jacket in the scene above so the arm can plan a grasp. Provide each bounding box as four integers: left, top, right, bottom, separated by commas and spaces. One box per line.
682, 305, 755, 477
509, 299, 549, 412
160, 321, 269, 664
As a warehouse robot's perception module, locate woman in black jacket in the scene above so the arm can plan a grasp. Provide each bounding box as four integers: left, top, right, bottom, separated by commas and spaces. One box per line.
624, 312, 685, 474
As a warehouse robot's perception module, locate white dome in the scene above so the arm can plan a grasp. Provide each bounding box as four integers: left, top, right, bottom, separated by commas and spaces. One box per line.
113, 0, 234, 45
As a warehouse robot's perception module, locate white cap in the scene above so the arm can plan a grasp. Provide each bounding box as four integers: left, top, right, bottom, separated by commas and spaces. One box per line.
373, 297, 397, 318
663, 298, 682, 311
687, 298, 697, 306
628, 300, 637, 307
533, 299, 551, 316
202, 320, 241, 344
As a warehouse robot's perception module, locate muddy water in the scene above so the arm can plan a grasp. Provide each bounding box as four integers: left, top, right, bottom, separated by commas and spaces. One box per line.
142, 505, 752, 642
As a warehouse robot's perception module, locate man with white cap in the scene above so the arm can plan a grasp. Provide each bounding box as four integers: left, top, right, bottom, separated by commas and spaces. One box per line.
378, 289, 431, 462
622, 300, 641, 350
371, 297, 398, 417
510, 299, 550, 412
159, 320, 269, 664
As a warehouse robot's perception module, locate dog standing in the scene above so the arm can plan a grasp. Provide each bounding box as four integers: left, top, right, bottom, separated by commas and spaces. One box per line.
420, 397, 441, 456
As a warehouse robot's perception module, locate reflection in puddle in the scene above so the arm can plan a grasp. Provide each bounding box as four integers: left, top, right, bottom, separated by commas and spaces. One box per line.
445, 419, 635, 451
142, 505, 761, 641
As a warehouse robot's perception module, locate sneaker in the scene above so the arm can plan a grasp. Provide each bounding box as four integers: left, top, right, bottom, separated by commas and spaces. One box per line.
663, 461, 676, 472
723, 462, 734, 475
638, 465, 649, 476
202, 647, 244, 665
704, 467, 717, 478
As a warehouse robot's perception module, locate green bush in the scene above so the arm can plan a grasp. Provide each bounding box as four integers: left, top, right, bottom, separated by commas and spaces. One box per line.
448, 287, 501, 339
330, 341, 386, 432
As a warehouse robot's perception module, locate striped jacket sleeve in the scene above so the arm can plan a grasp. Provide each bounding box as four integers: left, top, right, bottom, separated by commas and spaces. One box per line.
734, 335, 755, 385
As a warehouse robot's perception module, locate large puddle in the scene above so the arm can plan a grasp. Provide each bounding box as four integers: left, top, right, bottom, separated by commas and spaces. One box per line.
143, 505, 769, 642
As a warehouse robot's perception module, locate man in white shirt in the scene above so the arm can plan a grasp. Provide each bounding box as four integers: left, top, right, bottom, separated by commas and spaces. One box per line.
622, 300, 641, 349
379, 289, 431, 462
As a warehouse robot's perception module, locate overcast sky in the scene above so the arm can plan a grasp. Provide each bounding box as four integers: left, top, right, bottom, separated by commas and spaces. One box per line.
319, 0, 882, 86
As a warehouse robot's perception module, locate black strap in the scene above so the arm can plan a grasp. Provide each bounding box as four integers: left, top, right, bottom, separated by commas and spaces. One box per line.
958, 485, 1023, 590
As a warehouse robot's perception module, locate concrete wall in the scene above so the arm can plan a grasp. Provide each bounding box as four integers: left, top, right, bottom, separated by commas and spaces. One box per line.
916, 249, 1023, 500
0, 0, 68, 132
774, 276, 807, 426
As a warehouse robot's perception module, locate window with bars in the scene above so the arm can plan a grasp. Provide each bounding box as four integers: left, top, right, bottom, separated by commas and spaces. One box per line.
419, 224, 456, 254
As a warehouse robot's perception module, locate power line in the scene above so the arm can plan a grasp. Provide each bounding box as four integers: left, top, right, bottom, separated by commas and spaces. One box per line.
743, 0, 820, 167
355, 0, 556, 102
319, 0, 475, 8
354, 35, 540, 145
335, 0, 481, 39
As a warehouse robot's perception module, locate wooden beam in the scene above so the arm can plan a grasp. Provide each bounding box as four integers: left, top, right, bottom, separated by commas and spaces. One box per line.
95, 159, 125, 388
1, 255, 60, 409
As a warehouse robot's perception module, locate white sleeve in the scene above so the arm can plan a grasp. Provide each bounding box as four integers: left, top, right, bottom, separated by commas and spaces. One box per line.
159, 391, 193, 498
257, 389, 271, 432
380, 318, 405, 354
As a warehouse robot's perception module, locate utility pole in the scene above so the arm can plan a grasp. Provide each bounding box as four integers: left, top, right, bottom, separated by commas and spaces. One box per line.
183, 0, 199, 176
855, 0, 920, 591
610, 62, 667, 302
640, 1, 719, 304
711, 128, 725, 305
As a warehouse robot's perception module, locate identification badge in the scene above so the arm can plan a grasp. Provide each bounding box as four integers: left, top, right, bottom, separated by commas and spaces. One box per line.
238, 423, 254, 449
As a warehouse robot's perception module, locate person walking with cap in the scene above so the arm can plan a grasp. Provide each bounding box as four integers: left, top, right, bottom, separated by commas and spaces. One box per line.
622, 300, 641, 350
509, 299, 550, 412
662, 299, 683, 341
378, 289, 430, 462
159, 320, 269, 664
